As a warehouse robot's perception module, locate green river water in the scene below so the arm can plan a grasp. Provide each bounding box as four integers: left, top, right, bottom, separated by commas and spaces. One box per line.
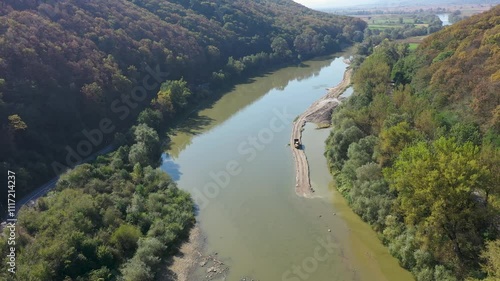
161, 53, 414, 281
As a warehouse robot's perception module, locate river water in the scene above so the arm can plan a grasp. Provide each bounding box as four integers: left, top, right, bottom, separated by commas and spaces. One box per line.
162, 54, 414, 281
437, 13, 451, 26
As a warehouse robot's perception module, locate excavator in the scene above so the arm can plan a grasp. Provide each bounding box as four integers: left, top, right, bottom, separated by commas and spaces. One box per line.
293, 139, 301, 149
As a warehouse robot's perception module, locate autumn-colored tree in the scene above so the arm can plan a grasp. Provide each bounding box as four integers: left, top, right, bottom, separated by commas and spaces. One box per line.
8, 114, 27, 131
377, 121, 422, 166
476, 240, 500, 281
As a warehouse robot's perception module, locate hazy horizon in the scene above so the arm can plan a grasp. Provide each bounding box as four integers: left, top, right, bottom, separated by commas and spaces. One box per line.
293, 0, 379, 8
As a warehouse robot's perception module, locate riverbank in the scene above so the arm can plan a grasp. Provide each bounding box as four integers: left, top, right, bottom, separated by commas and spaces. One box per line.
291, 67, 353, 198
163, 224, 231, 281
162, 225, 203, 281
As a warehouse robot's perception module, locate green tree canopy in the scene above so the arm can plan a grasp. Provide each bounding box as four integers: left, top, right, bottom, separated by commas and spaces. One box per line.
385, 137, 492, 271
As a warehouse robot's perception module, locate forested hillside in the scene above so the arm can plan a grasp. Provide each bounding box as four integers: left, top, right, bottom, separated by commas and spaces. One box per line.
326, 6, 499, 281
0, 0, 366, 199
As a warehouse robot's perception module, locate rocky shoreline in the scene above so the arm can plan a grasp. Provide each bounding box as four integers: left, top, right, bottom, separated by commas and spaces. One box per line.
162, 224, 233, 281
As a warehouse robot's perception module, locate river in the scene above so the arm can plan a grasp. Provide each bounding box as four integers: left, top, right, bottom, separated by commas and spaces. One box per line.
161, 53, 414, 281
437, 13, 451, 26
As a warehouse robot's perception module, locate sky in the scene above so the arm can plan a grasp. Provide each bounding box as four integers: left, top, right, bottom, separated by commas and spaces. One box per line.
293, 0, 378, 9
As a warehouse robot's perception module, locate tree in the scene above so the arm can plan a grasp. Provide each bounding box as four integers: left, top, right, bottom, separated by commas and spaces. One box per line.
206, 45, 221, 63
111, 224, 141, 258
129, 143, 149, 166
166, 79, 191, 110
325, 124, 365, 171
385, 137, 491, 271
391, 53, 416, 85
129, 124, 161, 166
131, 163, 143, 183
377, 121, 421, 166
479, 144, 500, 207
153, 79, 191, 113
81, 82, 104, 104
352, 50, 391, 99
369, 93, 395, 134
226, 56, 245, 76
271, 36, 292, 58
137, 108, 163, 131
478, 240, 500, 281
121, 260, 153, 281
134, 237, 165, 268
449, 122, 481, 146
8, 114, 28, 131
151, 90, 174, 115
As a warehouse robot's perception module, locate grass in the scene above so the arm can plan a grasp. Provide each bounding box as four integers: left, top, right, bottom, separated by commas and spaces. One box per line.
408, 43, 419, 51
395, 35, 428, 45
368, 24, 402, 30
315, 123, 331, 129
355, 13, 435, 31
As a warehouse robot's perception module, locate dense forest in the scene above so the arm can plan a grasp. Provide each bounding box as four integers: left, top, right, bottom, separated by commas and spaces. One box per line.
0, 0, 366, 204
326, 6, 499, 281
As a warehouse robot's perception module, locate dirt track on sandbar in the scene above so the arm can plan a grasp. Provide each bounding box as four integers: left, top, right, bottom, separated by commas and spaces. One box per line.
290, 68, 352, 198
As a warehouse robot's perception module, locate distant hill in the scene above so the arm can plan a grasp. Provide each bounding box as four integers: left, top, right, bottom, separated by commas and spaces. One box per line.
0, 0, 366, 196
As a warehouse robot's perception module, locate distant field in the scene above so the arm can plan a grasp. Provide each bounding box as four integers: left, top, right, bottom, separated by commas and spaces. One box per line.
408, 43, 419, 51
367, 23, 429, 30
356, 14, 418, 25
355, 13, 433, 30
422, 4, 492, 16
395, 35, 428, 49
399, 35, 428, 43
338, 3, 493, 15
368, 24, 402, 30
340, 3, 494, 27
